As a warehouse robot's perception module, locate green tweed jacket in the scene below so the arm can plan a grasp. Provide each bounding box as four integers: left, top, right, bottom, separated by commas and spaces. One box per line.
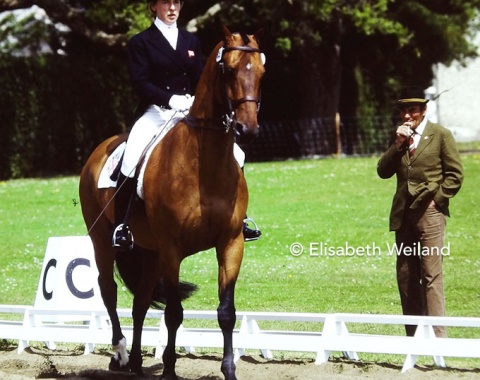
377, 121, 464, 231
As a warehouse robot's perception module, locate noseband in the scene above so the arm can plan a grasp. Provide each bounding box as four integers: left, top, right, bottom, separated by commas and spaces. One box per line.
185, 43, 264, 133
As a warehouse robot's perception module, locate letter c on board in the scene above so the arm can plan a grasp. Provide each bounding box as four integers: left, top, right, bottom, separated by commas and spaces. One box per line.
66, 258, 94, 299
42, 258, 57, 300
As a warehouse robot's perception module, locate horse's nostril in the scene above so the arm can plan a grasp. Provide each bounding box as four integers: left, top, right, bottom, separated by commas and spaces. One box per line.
235, 123, 243, 136
234, 123, 242, 138
235, 123, 259, 144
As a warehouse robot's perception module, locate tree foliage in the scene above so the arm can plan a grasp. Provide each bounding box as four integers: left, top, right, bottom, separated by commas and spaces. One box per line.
2, 0, 478, 111
0, 0, 479, 177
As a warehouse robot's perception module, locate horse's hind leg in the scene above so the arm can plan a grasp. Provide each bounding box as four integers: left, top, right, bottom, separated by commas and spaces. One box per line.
128, 294, 151, 376
124, 248, 164, 376
160, 261, 184, 380
93, 241, 129, 371
161, 295, 183, 380
129, 271, 158, 374
102, 278, 129, 371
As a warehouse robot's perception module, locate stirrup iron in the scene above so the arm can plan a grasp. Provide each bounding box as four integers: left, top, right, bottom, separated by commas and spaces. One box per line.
112, 224, 134, 251
243, 217, 261, 242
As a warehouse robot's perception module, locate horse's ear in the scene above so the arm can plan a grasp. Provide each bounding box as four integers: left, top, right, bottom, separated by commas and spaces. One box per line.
254, 28, 265, 44
213, 16, 231, 42
222, 25, 232, 41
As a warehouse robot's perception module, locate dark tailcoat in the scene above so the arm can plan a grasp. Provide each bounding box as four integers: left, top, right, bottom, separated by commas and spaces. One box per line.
127, 24, 204, 119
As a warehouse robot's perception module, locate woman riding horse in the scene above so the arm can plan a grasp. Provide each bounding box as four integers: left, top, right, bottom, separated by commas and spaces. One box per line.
113, 0, 261, 250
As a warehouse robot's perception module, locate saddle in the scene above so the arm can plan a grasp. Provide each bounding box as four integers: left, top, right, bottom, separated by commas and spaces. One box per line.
98, 114, 183, 197
97, 141, 150, 199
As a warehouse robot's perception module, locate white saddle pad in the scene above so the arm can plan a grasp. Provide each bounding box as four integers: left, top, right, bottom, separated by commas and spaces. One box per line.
97, 140, 157, 200
97, 113, 182, 199
98, 141, 126, 189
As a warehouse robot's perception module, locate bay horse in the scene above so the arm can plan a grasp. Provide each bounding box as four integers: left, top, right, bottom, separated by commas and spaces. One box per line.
79, 26, 265, 380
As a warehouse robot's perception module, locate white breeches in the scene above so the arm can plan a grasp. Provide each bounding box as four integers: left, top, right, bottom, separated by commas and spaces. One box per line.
121, 105, 246, 178
121, 105, 183, 177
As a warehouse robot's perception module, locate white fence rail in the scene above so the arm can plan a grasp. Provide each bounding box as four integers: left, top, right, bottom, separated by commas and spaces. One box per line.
1, 305, 479, 373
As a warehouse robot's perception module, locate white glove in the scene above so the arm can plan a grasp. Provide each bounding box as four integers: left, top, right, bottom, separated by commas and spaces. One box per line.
168, 94, 194, 112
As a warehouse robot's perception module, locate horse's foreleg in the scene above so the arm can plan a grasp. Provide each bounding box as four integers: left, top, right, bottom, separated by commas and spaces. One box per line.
217, 241, 243, 380
218, 282, 237, 380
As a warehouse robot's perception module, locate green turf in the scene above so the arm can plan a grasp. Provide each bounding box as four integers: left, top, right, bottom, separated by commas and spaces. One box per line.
1, 155, 479, 366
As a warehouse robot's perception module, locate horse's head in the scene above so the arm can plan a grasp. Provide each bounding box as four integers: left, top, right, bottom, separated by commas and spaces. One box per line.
216, 26, 266, 144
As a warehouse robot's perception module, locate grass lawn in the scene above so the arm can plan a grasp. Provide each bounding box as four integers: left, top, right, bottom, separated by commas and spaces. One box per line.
1, 154, 479, 365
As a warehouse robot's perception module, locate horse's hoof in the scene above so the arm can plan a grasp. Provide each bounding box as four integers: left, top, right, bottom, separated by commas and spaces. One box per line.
109, 356, 130, 372
131, 365, 144, 376
221, 363, 237, 380
160, 369, 179, 380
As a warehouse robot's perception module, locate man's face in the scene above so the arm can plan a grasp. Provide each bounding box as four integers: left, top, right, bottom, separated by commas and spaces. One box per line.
154, 0, 183, 25
399, 104, 426, 130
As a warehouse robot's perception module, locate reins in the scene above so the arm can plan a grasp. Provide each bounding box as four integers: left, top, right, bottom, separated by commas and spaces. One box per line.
86, 111, 185, 235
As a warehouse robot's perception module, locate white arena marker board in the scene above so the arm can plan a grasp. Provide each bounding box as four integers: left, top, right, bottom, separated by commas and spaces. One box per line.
34, 236, 106, 321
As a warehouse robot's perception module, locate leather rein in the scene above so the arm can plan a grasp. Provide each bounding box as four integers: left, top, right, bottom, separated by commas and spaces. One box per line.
185, 44, 263, 133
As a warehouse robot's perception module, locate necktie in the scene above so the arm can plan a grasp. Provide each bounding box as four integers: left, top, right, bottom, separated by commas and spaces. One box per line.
162, 27, 178, 49
408, 134, 416, 158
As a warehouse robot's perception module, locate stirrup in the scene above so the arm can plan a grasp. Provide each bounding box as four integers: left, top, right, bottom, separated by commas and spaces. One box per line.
243, 217, 261, 242
112, 224, 134, 251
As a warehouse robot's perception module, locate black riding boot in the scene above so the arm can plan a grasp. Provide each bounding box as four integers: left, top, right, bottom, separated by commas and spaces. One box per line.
112, 173, 137, 250
239, 164, 262, 242
243, 216, 262, 242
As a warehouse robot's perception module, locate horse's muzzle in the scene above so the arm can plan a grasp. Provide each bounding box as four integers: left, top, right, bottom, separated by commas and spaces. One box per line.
235, 122, 259, 144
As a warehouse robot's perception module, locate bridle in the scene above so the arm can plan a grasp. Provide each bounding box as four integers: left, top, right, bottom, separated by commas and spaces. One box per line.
185, 43, 265, 133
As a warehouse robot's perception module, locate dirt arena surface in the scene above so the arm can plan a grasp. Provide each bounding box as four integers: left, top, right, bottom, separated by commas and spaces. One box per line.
0, 346, 479, 379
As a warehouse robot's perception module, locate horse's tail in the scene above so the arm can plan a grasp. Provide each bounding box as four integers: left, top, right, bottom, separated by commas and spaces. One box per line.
115, 248, 198, 310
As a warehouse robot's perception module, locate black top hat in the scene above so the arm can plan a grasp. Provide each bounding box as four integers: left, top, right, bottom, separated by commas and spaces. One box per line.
397, 86, 429, 105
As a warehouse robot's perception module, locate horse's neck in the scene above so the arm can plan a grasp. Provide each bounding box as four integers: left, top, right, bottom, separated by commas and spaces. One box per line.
196, 128, 236, 171
189, 65, 236, 169
188, 112, 236, 182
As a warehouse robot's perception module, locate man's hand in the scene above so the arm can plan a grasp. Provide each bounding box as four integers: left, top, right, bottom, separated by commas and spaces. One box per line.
395, 122, 413, 149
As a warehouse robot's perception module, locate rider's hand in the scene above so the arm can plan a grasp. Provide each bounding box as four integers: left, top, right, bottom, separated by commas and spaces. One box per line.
169, 94, 194, 112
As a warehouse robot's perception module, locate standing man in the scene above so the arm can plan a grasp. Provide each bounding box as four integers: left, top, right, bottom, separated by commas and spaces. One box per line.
377, 86, 463, 337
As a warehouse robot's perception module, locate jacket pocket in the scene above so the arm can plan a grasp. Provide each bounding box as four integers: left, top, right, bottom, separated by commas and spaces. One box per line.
408, 181, 440, 208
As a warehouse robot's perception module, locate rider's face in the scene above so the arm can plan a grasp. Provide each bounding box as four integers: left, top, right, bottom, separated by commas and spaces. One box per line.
153, 0, 183, 25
